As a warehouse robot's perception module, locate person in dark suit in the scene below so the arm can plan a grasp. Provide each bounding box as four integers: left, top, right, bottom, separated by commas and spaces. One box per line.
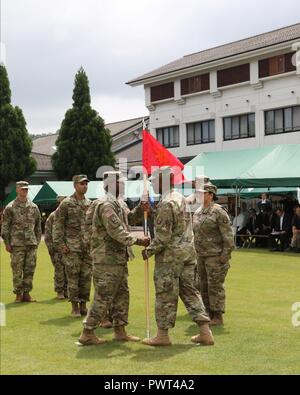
246, 209, 264, 247
258, 193, 272, 213
269, 208, 292, 251
279, 193, 298, 218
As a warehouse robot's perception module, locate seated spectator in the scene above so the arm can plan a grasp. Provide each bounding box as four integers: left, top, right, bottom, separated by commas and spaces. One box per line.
258, 193, 272, 214
269, 208, 292, 252
279, 192, 298, 218
286, 206, 300, 252
241, 201, 250, 224
233, 207, 247, 247
246, 208, 264, 247
256, 208, 272, 247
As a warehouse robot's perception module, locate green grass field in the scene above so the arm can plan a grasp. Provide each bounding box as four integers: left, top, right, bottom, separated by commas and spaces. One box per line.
1, 242, 299, 375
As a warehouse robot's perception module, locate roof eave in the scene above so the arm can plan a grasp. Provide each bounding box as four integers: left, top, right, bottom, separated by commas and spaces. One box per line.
126, 39, 299, 87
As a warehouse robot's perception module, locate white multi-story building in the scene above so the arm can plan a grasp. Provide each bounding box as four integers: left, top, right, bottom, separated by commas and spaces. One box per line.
127, 23, 300, 163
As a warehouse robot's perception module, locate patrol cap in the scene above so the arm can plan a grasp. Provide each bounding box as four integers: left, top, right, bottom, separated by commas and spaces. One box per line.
196, 182, 218, 195
72, 174, 90, 183
149, 166, 173, 181
16, 181, 29, 189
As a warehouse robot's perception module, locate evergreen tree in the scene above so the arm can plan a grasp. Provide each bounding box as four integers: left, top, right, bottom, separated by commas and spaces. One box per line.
0, 65, 36, 201
52, 67, 115, 180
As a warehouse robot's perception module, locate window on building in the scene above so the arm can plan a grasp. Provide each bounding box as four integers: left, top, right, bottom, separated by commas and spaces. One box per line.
156, 126, 179, 148
265, 106, 300, 135
181, 74, 210, 95
217, 64, 250, 88
259, 52, 296, 78
223, 113, 255, 140
186, 120, 215, 145
150, 82, 174, 102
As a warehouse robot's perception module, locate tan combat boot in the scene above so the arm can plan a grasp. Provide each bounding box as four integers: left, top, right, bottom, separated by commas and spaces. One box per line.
113, 326, 140, 342
56, 292, 65, 300
14, 293, 23, 303
100, 320, 113, 329
80, 302, 88, 316
78, 329, 107, 346
71, 302, 81, 318
191, 323, 215, 346
209, 312, 224, 326
22, 293, 36, 302
142, 329, 172, 347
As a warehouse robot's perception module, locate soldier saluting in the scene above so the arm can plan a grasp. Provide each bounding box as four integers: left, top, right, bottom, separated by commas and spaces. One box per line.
1, 181, 41, 303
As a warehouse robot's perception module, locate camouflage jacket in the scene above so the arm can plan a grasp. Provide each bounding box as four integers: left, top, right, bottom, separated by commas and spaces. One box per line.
193, 202, 235, 257
84, 197, 142, 258
90, 193, 137, 265
1, 198, 41, 247
144, 190, 196, 266
44, 211, 56, 253
53, 193, 92, 252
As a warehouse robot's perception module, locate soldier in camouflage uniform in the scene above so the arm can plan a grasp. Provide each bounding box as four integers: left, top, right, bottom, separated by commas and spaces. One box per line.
83, 174, 149, 330
1, 181, 41, 302
53, 175, 92, 318
141, 167, 214, 347
193, 182, 235, 326
44, 196, 67, 299
79, 171, 150, 346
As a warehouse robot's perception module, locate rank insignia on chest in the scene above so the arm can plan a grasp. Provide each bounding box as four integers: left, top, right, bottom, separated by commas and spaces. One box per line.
157, 217, 162, 225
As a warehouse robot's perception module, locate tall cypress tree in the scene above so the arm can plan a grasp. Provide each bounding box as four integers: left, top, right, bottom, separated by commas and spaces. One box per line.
0, 65, 36, 201
52, 67, 115, 180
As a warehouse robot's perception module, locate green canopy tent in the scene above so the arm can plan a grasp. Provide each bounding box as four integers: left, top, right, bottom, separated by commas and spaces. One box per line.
183, 144, 300, 188
33, 180, 158, 205
33, 181, 105, 205
2, 185, 43, 206
184, 144, 300, 244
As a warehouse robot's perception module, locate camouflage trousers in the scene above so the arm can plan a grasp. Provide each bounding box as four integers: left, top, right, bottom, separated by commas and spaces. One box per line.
62, 251, 92, 303
197, 256, 230, 314
10, 246, 37, 294
154, 260, 209, 330
84, 263, 129, 330
49, 252, 68, 294
291, 233, 300, 248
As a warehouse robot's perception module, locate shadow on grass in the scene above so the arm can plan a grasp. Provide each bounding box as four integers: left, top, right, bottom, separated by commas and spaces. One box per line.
5, 297, 66, 310
130, 343, 196, 363
37, 298, 68, 305
76, 340, 195, 362
40, 316, 82, 326
76, 341, 133, 360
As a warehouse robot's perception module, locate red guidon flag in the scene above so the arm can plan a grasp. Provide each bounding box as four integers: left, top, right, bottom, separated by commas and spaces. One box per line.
142, 128, 185, 184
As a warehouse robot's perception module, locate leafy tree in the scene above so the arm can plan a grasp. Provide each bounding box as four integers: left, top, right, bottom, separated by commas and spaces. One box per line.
0, 65, 36, 201
52, 67, 115, 180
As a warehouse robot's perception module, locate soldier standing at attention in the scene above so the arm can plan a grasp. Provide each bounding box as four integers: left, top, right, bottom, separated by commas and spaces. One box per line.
1, 181, 41, 303
44, 196, 67, 300
193, 182, 235, 326
78, 171, 149, 346
53, 175, 92, 318
141, 167, 214, 347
